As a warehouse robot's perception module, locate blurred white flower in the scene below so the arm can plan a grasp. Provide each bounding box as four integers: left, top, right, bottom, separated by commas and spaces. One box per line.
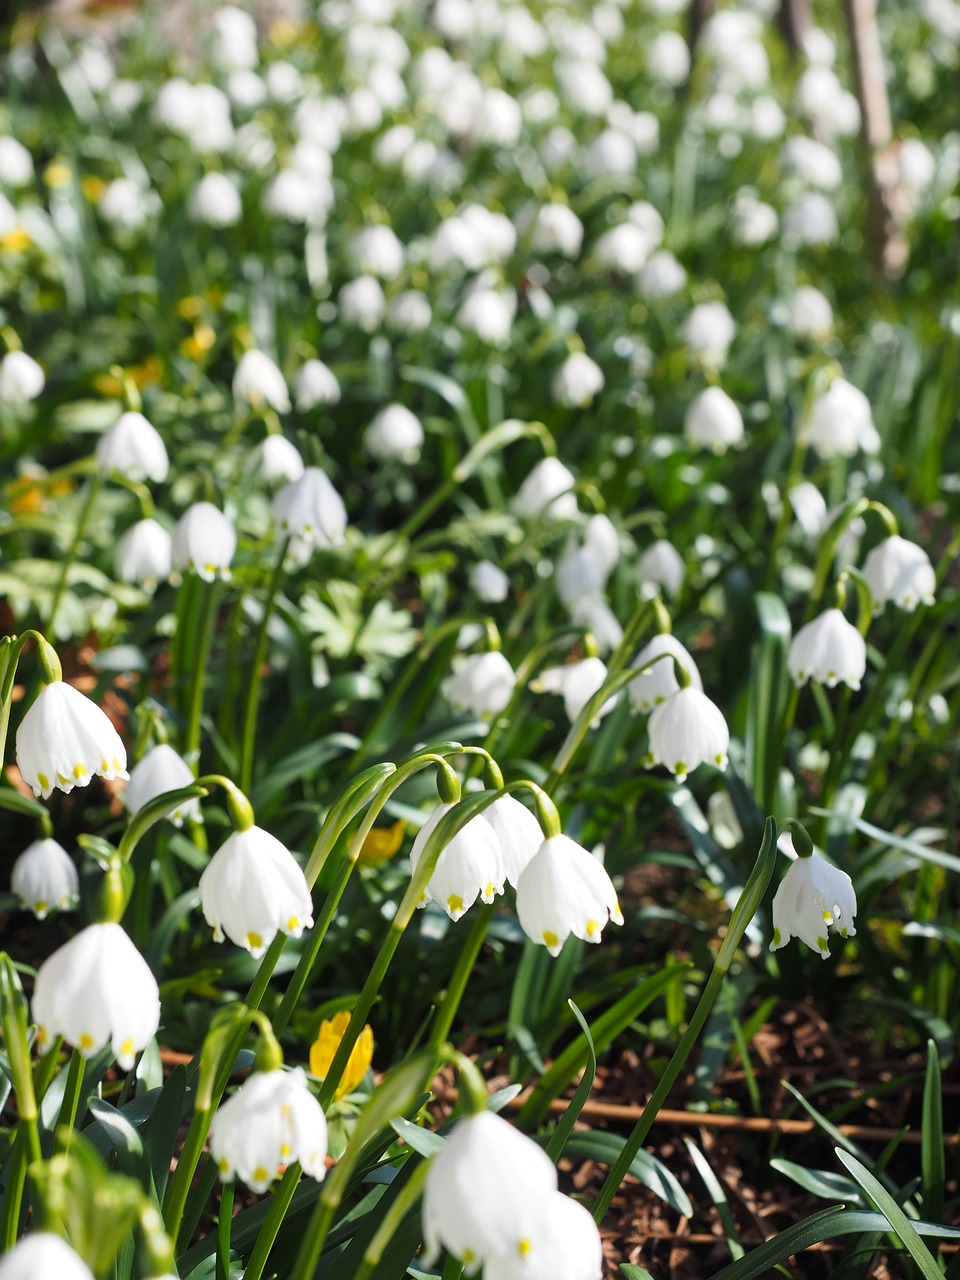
581, 128, 637, 179
899, 138, 936, 194
272, 467, 347, 547
468, 88, 522, 147
190, 171, 243, 226
788, 286, 833, 340
0, 350, 45, 403
555, 58, 613, 116
200, 825, 314, 957
265, 60, 303, 104
422, 1111, 557, 1272
252, 434, 305, 483
349, 225, 405, 279
0, 136, 33, 187
17, 680, 127, 799
646, 30, 690, 85
233, 350, 290, 413
96, 411, 169, 482
442, 651, 516, 720
227, 68, 267, 109
782, 192, 838, 247
0, 1235, 95, 1280
209, 1068, 328, 1192
482, 795, 543, 887
32, 922, 160, 1069
339, 275, 386, 330
638, 539, 685, 598
533, 203, 584, 258
629, 633, 703, 714
262, 168, 332, 224
457, 288, 516, 347
782, 135, 843, 191
534, 657, 615, 725
99, 177, 161, 231
115, 518, 172, 587
11, 838, 79, 919
295, 358, 341, 409
646, 686, 729, 782
731, 189, 779, 246
469, 560, 509, 603
490, 1192, 603, 1280
638, 250, 687, 300
172, 502, 236, 582
684, 386, 743, 453
551, 352, 604, 409
788, 608, 866, 689
795, 65, 860, 140
787, 482, 829, 538
364, 404, 424, 463
386, 289, 432, 334
682, 301, 736, 367
122, 743, 201, 827
410, 801, 505, 921
209, 5, 259, 71
512, 457, 578, 520
516, 834, 623, 955
803, 378, 878, 458
862, 536, 936, 612
771, 840, 857, 958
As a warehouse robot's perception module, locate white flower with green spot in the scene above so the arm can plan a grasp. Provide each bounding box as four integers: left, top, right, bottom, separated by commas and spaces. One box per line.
770, 840, 857, 958
16, 680, 128, 799
11, 837, 79, 919
209, 1068, 328, 1193
645, 686, 729, 783
515, 835, 623, 956
410, 802, 505, 922
862, 535, 935, 613
489, 1192, 603, 1280
787, 608, 865, 690
0, 1234, 96, 1280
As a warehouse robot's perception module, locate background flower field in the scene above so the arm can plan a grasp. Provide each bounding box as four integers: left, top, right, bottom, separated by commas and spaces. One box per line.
0, 0, 958, 1276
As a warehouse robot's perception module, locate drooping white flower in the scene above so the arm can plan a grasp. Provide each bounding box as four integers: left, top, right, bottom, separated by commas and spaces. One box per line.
629, 634, 703, 714
481, 795, 544, 888
422, 1111, 557, 1273
469, 560, 509, 603
646, 30, 690, 86
803, 378, 878, 458
32, 922, 160, 1068
96, 411, 169, 482
646, 687, 729, 782
552, 352, 605, 408
99, 177, 161, 231
862, 536, 936, 613
364, 404, 424, 463
516, 834, 623, 955
11, 838, 79, 919
0, 136, 34, 188
122, 743, 201, 827
788, 286, 833, 341
684, 386, 743, 453
251, 434, 305, 483
770, 842, 857, 958
512, 457, 578, 520
349, 225, 405, 279
338, 275, 386, 330
682, 301, 736, 367
209, 5, 259, 72
295, 358, 341, 409
233, 350, 291, 413
781, 136, 843, 191
410, 802, 505, 921
114, 518, 173, 587
386, 289, 432, 335
731, 189, 779, 246
442, 651, 516, 721
533, 657, 615, 725
272, 466, 347, 548
16, 680, 127, 799
199, 825, 314, 957
593, 222, 654, 274
0, 1234, 95, 1280
490, 1192, 603, 1280
787, 608, 866, 689
172, 502, 236, 582
189, 171, 243, 227
787, 482, 828, 538
638, 249, 687, 300
457, 288, 515, 347
533, 202, 584, 258
0, 350, 45, 403
638, 539, 685, 598
782, 192, 838, 248
209, 1068, 328, 1193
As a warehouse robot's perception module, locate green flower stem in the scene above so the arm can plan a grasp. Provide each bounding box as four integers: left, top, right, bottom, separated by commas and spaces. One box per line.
353, 1160, 429, 1280
241, 1161, 302, 1280
55, 1048, 87, 1147
543, 664, 653, 795
0, 630, 58, 765
764, 436, 807, 593
183, 579, 221, 765
164, 1104, 212, 1246
47, 472, 102, 638
0, 1135, 28, 1248
428, 905, 493, 1052
239, 539, 289, 795
216, 1179, 234, 1280
591, 817, 778, 1223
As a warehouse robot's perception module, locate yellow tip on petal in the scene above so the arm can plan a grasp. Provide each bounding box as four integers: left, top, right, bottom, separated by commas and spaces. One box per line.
542, 930, 559, 949
246, 931, 263, 951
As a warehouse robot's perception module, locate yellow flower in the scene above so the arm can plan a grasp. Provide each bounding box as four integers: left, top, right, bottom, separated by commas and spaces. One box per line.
309, 1012, 373, 1099
0, 227, 31, 253
181, 324, 216, 360
357, 819, 406, 865
81, 175, 106, 203
43, 161, 72, 188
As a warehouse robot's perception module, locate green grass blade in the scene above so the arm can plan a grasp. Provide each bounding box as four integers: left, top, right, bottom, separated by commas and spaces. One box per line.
835, 1150, 943, 1280
545, 1001, 596, 1163
921, 1038, 945, 1223
684, 1138, 744, 1261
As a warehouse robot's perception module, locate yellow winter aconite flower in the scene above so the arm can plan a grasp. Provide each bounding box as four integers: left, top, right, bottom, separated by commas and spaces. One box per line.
181, 323, 216, 360
0, 227, 31, 252
43, 161, 72, 188
81, 174, 106, 203
309, 1012, 373, 1098
357, 819, 406, 865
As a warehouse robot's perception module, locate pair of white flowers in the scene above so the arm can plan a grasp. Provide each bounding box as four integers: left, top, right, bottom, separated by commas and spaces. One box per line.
410, 797, 623, 957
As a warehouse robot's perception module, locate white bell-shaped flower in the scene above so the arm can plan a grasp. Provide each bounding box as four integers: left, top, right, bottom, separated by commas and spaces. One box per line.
199, 825, 314, 958
122, 743, 201, 827
534, 657, 616, 725
638, 539, 684, 598
189, 171, 243, 227
251, 434, 305, 483
0, 136, 34, 188
469, 560, 509, 603
788, 286, 833, 341
422, 1110, 557, 1273
457, 288, 515, 348
646, 686, 729, 782
115, 518, 172, 587
172, 502, 236, 582
96, 411, 169, 482
516, 834, 623, 956
0, 1234, 95, 1280
533, 202, 584, 258
11, 838, 79, 919
481, 795, 544, 888
862, 536, 935, 613
684, 387, 743, 454
233, 350, 291, 413
0, 350, 45, 403
629, 634, 703, 713
349, 225, 405, 279
583, 514, 620, 576
552, 352, 605, 408
771, 842, 857, 958
386, 289, 432, 334
681, 301, 736, 367
490, 1192, 603, 1280
512, 457, 578, 520
32, 922, 160, 1069
209, 1068, 328, 1193
295, 358, 341, 409
339, 275, 386, 330
638, 250, 687, 301
787, 608, 866, 690
787, 482, 828, 538
410, 802, 505, 921
567, 597, 624, 655
272, 466, 347, 548
803, 378, 877, 459
364, 404, 424, 463
16, 680, 128, 799
442, 651, 516, 720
